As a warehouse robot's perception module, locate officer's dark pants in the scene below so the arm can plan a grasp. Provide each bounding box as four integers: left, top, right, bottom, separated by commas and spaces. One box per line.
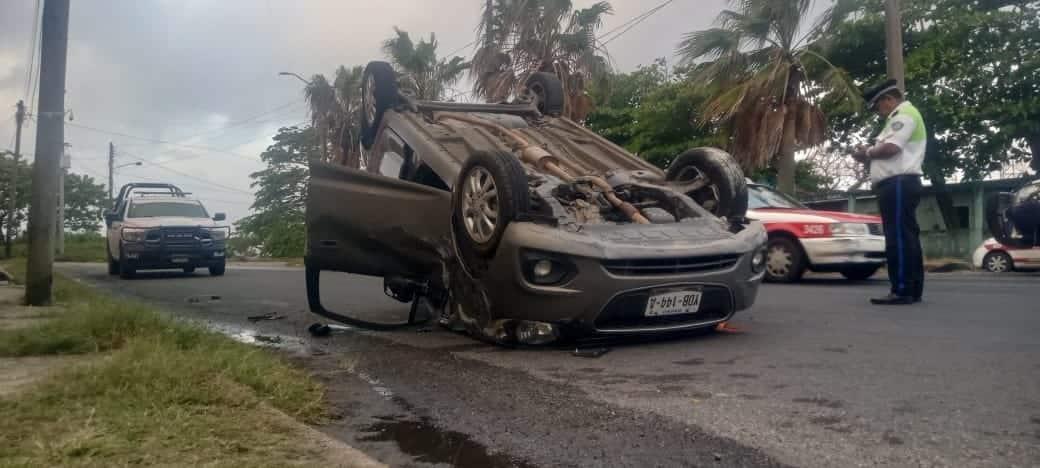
875, 175, 924, 298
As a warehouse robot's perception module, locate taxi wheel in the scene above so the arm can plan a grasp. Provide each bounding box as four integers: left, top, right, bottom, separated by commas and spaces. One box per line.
764, 237, 806, 283
982, 251, 1013, 273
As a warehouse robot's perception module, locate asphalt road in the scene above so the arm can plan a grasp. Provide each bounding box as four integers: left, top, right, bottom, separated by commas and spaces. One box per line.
60, 263, 1040, 468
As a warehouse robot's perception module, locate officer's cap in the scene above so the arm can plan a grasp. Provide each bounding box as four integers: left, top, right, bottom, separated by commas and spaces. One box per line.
862, 79, 900, 110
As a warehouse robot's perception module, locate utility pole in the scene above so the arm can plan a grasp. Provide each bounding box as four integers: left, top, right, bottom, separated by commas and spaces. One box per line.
56, 143, 70, 256
884, 0, 906, 91
108, 142, 114, 203
4, 101, 25, 259
25, 0, 70, 306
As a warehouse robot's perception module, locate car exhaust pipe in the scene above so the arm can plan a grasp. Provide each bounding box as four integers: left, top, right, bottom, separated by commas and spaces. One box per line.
434, 112, 650, 224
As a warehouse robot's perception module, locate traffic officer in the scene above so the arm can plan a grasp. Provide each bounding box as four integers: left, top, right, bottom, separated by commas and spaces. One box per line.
853, 79, 926, 305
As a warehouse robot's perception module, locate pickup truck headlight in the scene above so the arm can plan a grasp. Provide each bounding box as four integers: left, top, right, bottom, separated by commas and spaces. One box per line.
121, 228, 149, 242
208, 227, 230, 241
829, 223, 869, 237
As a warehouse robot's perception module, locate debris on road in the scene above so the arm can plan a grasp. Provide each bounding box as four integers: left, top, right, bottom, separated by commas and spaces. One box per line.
186, 294, 222, 304
572, 347, 611, 358
248, 312, 287, 322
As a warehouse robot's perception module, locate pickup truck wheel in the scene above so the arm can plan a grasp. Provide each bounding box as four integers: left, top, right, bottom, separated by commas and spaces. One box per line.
452, 151, 529, 258
119, 254, 136, 279
525, 72, 565, 117
840, 265, 881, 281
183, 266, 196, 274
764, 237, 806, 283
107, 248, 120, 275
666, 148, 748, 219
209, 262, 226, 276
360, 61, 399, 149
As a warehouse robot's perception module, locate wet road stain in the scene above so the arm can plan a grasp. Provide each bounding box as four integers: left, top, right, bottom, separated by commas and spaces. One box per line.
729, 373, 758, 379
673, 358, 705, 366
792, 397, 844, 409
359, 416, 535, 468
1030, 416, 1040, 425
715, 357, 739, 365
738, 394, 764, 400
822, 347, 849, 354
576, 367, 604, 373
809, 415, 844, 426
882, 431, 905, 445
891, 401, 918, 415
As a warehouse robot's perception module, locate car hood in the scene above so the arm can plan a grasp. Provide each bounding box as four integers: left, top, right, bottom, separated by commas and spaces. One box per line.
121, 217, 222, 228
749, 208, 881, 224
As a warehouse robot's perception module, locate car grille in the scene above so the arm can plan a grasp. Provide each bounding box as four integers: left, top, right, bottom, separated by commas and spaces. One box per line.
602, 254, 740, 276
156, 228, 209, 250
595, 285, 732, 331
868, 223, 883, 236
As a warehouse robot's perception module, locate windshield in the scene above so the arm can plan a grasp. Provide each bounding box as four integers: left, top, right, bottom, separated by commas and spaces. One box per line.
748, 185, 807, 209
128, 202, 208, 218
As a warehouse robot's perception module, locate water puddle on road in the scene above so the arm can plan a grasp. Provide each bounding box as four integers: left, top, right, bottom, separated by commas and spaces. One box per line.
358, 416, 536, 468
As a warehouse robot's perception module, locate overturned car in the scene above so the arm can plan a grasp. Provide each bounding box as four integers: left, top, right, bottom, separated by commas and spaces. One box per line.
987, 178, 1040, 249
305, 61, 768, 344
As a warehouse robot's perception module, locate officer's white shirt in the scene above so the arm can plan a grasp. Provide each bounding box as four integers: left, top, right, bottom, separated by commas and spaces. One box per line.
870, 101, 926, 183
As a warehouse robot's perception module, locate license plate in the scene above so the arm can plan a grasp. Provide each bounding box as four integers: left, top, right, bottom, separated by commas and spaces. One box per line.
170, 257, 189, 264
645, 290, 702, 317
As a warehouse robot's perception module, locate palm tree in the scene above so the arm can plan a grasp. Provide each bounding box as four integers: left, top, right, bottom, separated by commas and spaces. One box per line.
303, 66, 365, 165
677, 0, 859, 194
472, 0, 612, 120
382, 28, 469, 101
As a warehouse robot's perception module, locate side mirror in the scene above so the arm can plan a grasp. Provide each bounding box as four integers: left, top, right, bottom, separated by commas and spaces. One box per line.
104, 212, 120, 226
213, 212, 226, 221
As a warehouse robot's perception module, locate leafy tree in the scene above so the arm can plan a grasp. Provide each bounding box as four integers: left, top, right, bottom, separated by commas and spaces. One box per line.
817, 0, 1040, 227
472, 0, 612, 120
677, 0, 859, 195
235, 125, 317, 257
382, 28, 469, 101
1, 152, 32, 257
304, 65, 364, 166
62, 173, 107, 232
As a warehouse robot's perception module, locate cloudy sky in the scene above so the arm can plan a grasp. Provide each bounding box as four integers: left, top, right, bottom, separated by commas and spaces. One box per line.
0, 0, 827, 223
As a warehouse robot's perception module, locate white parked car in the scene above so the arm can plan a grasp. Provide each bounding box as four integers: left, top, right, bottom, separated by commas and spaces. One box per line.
972, 238, 1040, 272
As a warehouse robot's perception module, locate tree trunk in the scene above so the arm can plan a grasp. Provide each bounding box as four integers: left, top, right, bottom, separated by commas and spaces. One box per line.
777, 65, 804, 195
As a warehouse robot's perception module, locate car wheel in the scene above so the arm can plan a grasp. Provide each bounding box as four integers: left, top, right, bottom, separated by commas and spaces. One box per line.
360, 61, 399, 150
665, 148, 748, 219
119, 253, 135, 279
209, 261, 226, 276
982, 251, 1013, 273
183, 266, 196, 274
452, 150, 529, 258
764, 237, 806, 283
840, 265, 881, 281
525, 72, 565, 117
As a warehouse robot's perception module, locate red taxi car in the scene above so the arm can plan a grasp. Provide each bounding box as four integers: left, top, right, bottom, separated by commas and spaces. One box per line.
972, 238, 1040, 272
748, 184, 886, 282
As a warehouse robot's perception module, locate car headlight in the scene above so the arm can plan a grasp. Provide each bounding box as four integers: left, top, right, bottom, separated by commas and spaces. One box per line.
830, 223, 869, 237
208, 227, 230, 241
750, 245, 767, 273
121, 228, 149, 242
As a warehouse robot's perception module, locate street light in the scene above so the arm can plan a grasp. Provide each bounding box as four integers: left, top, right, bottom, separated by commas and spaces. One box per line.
115, 161, 142, 170
278, 72, 311, 85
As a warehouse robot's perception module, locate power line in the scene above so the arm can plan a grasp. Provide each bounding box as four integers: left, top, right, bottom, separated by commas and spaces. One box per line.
22, 0, 41, 102
599, 0, 676, 46
116, 149, 255, 196
75, 164, 252, 204
66, 121, 259, 161
162, 100, 304, 144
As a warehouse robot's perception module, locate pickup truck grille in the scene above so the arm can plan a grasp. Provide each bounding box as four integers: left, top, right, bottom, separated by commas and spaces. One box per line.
603, 254, 740, 276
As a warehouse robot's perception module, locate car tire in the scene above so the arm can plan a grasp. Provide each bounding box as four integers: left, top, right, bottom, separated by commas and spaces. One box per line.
764, 237, 806, 283
665, 148, 748, 219
452, 150, 529, 258
119, 253, 136, 279
982, 251, 1013, 273
360, 61, 399, 150
525, 72, 565, 117
183, 266, 196, 274
209, 261, 226, 276
840, 265, 881, 281
107, 247, 120, 276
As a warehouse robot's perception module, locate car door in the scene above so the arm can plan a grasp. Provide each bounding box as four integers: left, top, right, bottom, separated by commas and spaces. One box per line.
307, 129, 452, 280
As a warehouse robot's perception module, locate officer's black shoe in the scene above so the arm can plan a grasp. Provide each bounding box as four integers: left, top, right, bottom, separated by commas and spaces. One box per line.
870, 294, 916, 305
914, 296, 922, 303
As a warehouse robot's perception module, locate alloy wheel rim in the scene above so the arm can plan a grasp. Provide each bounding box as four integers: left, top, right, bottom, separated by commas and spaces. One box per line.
461, 167, 499, 244
364, 75, 377, 127
987, 255, 1008, 272
767, 246, 792, 277
677, 166, 721, 214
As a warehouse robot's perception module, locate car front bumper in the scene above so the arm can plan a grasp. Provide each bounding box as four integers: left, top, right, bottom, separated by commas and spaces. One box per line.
801, 236, 886, 269
122, 241, 226, 270
478, 221, 766, 337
